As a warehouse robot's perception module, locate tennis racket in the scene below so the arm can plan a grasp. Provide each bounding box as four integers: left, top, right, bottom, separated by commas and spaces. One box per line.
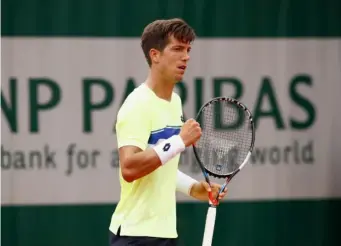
192, 97, 255, 246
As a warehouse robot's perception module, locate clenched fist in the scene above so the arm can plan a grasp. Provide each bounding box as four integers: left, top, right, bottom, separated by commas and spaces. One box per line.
179, 119, 202, 147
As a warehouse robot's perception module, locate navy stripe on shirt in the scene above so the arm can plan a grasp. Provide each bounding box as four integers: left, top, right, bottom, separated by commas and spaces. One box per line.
148, 126, 181, 145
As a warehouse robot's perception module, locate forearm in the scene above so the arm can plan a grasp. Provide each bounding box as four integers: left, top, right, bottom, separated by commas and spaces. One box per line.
122, 135, 186, 182
122, 148, 162, 182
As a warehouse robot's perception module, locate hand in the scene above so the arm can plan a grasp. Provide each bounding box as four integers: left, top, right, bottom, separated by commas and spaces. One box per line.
179, 119, 202, 147
189, 181, 228, 203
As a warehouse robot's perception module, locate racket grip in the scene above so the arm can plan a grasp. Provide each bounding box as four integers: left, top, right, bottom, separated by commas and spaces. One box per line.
202, 206, 217, 246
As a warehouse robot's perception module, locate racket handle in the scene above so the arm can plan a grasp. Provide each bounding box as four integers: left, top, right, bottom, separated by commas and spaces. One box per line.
202, 206, 217, 246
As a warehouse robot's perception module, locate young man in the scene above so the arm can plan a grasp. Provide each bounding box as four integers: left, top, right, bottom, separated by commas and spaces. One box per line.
109, 18, 227, 245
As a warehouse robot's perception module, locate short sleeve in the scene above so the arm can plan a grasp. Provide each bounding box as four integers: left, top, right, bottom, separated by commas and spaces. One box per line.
115, 99, 151, 151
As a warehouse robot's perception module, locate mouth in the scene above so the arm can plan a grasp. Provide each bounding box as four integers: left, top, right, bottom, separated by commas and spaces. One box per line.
178, 65, 187, 71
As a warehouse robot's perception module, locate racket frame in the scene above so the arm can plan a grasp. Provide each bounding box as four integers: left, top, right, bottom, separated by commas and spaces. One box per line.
192, 96, 255, 205
191, 97, 256, 246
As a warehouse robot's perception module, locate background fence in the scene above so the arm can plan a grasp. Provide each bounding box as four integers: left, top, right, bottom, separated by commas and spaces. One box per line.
2, 0, 341, 245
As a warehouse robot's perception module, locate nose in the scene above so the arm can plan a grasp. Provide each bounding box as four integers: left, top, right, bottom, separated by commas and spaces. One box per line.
182, 52, 190, 61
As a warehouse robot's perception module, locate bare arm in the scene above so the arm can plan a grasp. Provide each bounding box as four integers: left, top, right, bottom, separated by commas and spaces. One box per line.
119, 146, 162, 183
119, 119, 202, 183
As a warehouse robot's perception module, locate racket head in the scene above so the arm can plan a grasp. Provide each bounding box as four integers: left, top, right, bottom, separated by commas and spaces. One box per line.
192, 97, 255, 179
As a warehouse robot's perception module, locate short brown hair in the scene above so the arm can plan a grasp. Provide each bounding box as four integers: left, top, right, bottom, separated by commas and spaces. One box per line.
141, 18, 196, 66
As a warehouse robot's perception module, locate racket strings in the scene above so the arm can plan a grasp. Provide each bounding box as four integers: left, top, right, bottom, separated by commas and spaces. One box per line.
196, 101, 253, 176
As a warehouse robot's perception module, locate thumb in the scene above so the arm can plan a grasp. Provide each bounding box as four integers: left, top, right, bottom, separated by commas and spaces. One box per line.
201, 181, 211, 192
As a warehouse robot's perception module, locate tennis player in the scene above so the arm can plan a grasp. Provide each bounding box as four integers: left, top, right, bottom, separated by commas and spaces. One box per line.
109, 18, 228, 246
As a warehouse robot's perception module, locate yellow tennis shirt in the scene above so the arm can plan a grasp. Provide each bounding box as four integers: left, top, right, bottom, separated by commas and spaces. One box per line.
109, 83, 184, 238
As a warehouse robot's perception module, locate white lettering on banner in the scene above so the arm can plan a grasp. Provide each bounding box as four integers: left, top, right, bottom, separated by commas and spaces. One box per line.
1, 38, 341, 205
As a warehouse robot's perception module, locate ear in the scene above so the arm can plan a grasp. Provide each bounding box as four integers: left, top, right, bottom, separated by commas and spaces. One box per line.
149, 48, 160, 64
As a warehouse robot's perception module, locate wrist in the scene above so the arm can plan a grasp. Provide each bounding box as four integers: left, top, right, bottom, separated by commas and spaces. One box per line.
153, 135, 185, 165
179, 134, 188, 147
189, 182, 198, 197
177, 170, 198, 196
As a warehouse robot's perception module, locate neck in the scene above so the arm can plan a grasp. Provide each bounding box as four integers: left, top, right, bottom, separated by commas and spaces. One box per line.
145, 69, 175, 101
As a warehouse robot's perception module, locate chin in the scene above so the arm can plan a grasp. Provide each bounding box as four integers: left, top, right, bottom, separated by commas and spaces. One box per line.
174, 75, 184, 82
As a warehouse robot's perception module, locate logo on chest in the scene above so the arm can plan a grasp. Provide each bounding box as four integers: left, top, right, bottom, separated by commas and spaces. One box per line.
180, 115, 185, 123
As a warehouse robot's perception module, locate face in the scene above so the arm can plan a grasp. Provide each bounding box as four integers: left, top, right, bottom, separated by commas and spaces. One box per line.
150, 35, 191, 83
